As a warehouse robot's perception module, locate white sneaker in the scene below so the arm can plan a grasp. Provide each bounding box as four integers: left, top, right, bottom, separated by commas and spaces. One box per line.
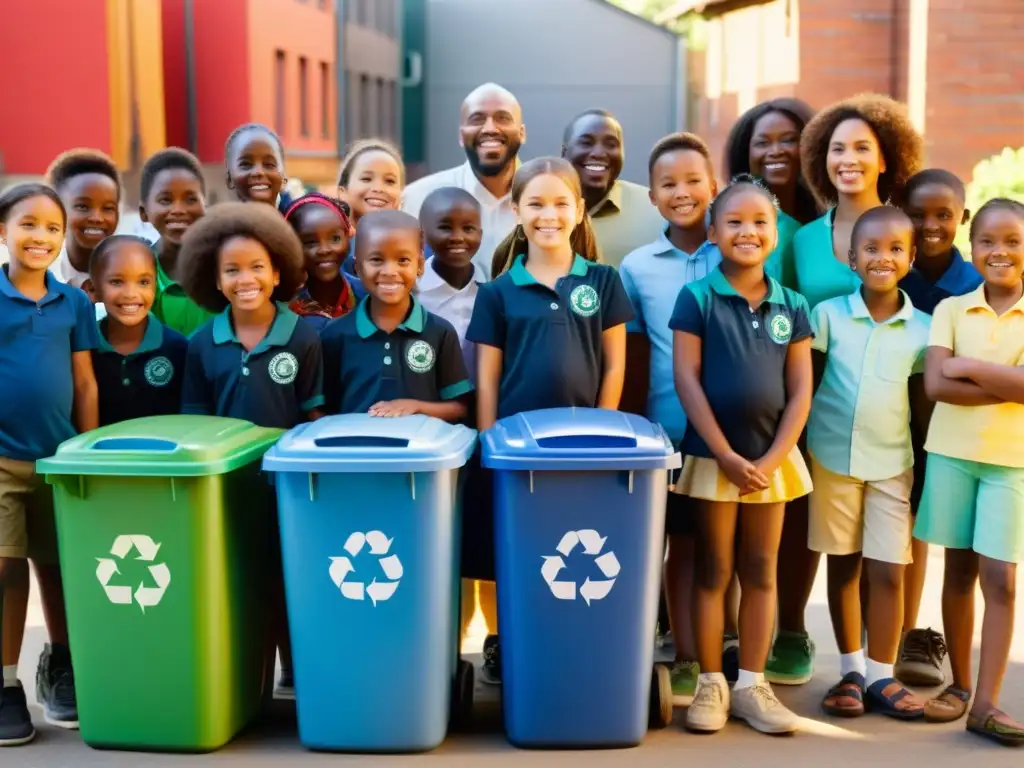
686, 673, 729, 732
730, 682, 799, 734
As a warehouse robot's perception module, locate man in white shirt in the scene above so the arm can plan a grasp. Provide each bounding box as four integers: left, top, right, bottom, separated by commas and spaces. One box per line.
402, 83, 526, 280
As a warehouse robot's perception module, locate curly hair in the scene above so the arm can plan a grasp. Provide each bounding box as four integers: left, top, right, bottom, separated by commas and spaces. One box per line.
177, 202, 305, 312
0, 183, 66, 228
800, 94, 923, 208
724, 99, 818, 223
46, 148, 122, 198
337, 138, 405, 187
140, 147, 206, 202
970, 198, 1024, 242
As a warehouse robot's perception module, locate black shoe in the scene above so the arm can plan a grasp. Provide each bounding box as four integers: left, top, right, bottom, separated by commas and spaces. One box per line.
481, 634, 502, 685
0, 685, 36, 746
36, 643, 79, 730
274, 669, 295, 700
722, 633, 740, 684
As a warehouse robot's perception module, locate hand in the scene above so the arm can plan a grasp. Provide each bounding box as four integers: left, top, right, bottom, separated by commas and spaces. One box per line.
368, 399, 421, 418
942, 356, 975, 380
717, 451, 770, 495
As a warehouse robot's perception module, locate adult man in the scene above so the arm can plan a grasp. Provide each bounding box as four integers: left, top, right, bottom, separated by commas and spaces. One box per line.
403, 83, 526, 280
562, 110, 665, 269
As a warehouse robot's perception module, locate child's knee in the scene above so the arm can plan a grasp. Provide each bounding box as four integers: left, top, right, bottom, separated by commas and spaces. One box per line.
979, 559, 1016, 606
697, 551, 733, 592
866, 559, 903, 592
0, 556, 29, 588
737, 550, 776, 592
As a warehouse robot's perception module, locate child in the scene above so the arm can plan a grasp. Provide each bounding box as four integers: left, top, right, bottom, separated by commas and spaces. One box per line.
283, 193, 357, 331
320, 209, 472, 420
140, 147, 211, 337
894, 169, 981, 688
618, 132, 718, 704
89, 235, 188, 425
467, 157, 634, 684
0, 184, 100, 744
808, 207, 930, 720
225, 123, 287, 207
915, 198, 1024, 745
672, 175, 813, 735
178, 202, 323, 699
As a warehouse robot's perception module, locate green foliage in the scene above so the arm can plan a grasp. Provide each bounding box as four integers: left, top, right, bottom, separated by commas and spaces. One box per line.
956, 147, 1024, 253
605, 0, 706, 42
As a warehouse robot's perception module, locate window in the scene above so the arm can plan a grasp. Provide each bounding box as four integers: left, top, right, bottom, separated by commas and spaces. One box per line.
320, 62, 331, 138
387, 80, 396, 138
299, 57, 309, 137
346, 72, 359, 144
376, 77, 386, 136
359, 73, 371, 138
274, 50, 286, 135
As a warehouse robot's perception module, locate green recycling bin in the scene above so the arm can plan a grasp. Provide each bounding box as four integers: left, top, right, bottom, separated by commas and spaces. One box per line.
37, 415, 283, 752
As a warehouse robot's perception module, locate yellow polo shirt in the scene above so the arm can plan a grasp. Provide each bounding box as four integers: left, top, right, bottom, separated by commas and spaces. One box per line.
589, 180, 666, 270
925, 286, 1024, 467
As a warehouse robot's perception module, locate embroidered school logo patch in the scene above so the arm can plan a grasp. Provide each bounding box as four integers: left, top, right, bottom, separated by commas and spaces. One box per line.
144, 357, 174, 387
768, 313, 792, 344
570, 285, 600, 317
406, 340, 435, 374
268, 352, 299, 385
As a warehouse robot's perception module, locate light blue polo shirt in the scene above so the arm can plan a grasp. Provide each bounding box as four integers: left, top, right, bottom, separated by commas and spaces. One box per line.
619, 233, 721, 442
808, 289, 930, 481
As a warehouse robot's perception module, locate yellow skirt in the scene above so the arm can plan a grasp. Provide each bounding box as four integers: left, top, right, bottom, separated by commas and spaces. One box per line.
673, 446, 813, 504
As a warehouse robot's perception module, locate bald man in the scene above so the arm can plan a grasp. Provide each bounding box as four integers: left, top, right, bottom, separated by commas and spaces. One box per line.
402, 83, 526, 280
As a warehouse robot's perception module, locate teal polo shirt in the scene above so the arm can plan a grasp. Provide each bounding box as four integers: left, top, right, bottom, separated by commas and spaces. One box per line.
808, 289, 930, 481
320, 297, 473, 414
670, 268, 812, 460
182, 303, 324, 429
620, 234, 721, 442
93, 316, 188, 426
899, 247, 983, 315
152, 246, 215, 338
466, 254, 634, 419
793, 211, 861, 310
0, 265, 100, 461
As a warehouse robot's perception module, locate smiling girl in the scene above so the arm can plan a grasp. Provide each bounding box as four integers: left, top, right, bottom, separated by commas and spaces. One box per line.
225, 123, 287, 206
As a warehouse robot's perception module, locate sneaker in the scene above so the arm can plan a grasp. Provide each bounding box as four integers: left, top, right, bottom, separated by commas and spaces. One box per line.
722, 633, 740, 684
732, 681, 799, 734
895, 628, 946, 687
0, 685, 35, 747
274, 669, 295, 700
670, 660, 700, 704
480, 634, 501, 685
36, 643, 78, 729
686, 673, 729, 732
765, 631, 815, 686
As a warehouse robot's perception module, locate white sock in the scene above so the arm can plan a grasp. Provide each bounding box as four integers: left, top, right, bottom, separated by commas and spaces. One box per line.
734, 669, 765, 690
2, 665, 18, 688
866, 658, 894, 687
839, 649, 866, 678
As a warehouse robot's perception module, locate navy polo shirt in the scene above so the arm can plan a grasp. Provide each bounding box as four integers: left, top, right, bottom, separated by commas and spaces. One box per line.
466, 254, 634, 419
899, 248, 983, 315
670, 268, 812, 461
93, 316, 188, 426
0, 265, 99, 461
182, 303, 324, 429
321, 297, 473, 414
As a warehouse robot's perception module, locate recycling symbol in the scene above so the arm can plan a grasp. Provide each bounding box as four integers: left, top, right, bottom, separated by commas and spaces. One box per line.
541, 529, 620, 606
328, 530, 403, 606
95, 535, 171, 613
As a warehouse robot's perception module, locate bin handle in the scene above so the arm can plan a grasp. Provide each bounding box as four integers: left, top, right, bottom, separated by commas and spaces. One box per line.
90, 438, 179, 452
313, 436, 410, 449
533, 435, 637, 450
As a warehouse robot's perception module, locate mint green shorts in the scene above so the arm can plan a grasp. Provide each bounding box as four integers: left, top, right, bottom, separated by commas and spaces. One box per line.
913, 453, 1024, 563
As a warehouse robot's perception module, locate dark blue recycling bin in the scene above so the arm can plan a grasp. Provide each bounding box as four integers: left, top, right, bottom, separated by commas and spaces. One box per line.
482, 408, 681, 749
262, 415, 476, 752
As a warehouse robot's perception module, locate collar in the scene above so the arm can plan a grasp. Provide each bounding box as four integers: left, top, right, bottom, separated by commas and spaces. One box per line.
588, 181, 623, 218
419, 257, 485, 292
155, 248, 179, 289
963, 284, 1024, 315
97, 315, 165, 355
508, 254, 590, 286
212, 302, 299, 352
707, 267, 786, 305
458, 160, 517, 206
355, 295, 427, 339
847, 288, 916, 324
0, 263, 61, 303
56, 246, 92, 289
933, 248, 976, 292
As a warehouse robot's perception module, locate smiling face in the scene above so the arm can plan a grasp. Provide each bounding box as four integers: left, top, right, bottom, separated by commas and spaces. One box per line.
513, 173, 584, 254
422, 199, 482, 270
649, 149, 715, 231
355, 226, 424, 306
94, 243, 157, 327
293, 205, 350, 284
339, 150, 402, 221
826, 118, 885, 199
563, 114, 624, 202
62, 173, 119, 252
708, 187, 778, 269
227, 130, 285, 204
459, 89, 525, 178
971, 207, 1024, 289
749, 110, 801, 190
142, 168, 206, 246
216, 236, 280, 312
850, 217, 914, 292
904, 182, 966, 260
0, 194, 65, 272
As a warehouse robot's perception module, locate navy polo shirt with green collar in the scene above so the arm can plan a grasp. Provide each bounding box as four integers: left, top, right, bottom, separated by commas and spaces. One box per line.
320, 296, 473, 414
466, 254, 634, 419
182, 303, 324, 429
669, 268, 813, 461
93, 316, 188, 426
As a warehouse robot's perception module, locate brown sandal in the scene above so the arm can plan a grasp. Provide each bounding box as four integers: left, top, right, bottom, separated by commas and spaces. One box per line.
822, 672, 865, 718
923, 686, 971, 723
966, 708, 1024, 746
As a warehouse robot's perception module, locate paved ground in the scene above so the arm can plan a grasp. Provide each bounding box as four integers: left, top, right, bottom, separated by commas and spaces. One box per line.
8, 545, 1024, 766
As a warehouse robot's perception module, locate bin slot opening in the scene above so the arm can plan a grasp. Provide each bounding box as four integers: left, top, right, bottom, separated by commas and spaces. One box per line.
91, 438, 178, 451
313, 436, 410, 449
534, 435, 637, 449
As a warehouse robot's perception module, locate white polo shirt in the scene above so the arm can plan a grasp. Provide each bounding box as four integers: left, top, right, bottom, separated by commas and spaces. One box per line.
415, 257, 486, 380
402, 161, 517, 281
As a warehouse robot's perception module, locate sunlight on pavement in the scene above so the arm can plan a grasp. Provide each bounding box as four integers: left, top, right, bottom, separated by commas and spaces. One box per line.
795, 716, 867, 740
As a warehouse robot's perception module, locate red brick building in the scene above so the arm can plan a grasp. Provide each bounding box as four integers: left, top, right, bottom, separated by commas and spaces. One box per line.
664, 0, 1024, 182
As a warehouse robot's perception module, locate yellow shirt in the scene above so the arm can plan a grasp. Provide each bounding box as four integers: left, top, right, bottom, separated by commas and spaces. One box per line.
925, 286, 1024, 467
589, 181, 666, 270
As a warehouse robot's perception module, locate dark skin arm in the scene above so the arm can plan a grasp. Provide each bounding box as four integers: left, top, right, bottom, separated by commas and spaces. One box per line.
908, 373, 934, 439
72, 351, 99, 433
943, 356, 1024, 405
475, 344, 503, 432
811, 348, 827, 394
619, 332, 651, 417
923, 346, 1003, 406
597, 325, 627, 410
755, 338, 812, 477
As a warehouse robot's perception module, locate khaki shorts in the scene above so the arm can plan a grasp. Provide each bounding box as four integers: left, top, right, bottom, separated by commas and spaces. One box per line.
0, 457, 59, 562
808, 459, 914, 564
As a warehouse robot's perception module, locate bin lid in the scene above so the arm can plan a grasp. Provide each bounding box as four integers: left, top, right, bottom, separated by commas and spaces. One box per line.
37, 416, 283, 477
481, 408, 682, 471
262, 414, 477, 473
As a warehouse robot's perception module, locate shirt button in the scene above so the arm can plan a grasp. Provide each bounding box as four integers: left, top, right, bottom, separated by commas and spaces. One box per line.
122, 378, 130, 386
550, 302, 559, 310
384, 342, 391, 350
242, 367, 250, 376
384, 356, 392, 365
752, 321, 759, 329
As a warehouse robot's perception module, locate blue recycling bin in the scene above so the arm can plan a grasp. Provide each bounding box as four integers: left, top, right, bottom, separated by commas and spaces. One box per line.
262, 415, 477, 752
482, 408, 681, 748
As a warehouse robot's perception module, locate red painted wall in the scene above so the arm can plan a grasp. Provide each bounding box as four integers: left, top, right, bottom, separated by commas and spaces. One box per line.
161, 0, 189, 149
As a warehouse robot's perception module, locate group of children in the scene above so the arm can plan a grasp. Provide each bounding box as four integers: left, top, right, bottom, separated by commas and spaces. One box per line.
0, 91, 1022, 750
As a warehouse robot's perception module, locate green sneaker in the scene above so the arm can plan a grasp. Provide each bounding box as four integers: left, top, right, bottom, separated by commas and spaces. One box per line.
765, 631, 815, 685
670, 660, 700, 705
